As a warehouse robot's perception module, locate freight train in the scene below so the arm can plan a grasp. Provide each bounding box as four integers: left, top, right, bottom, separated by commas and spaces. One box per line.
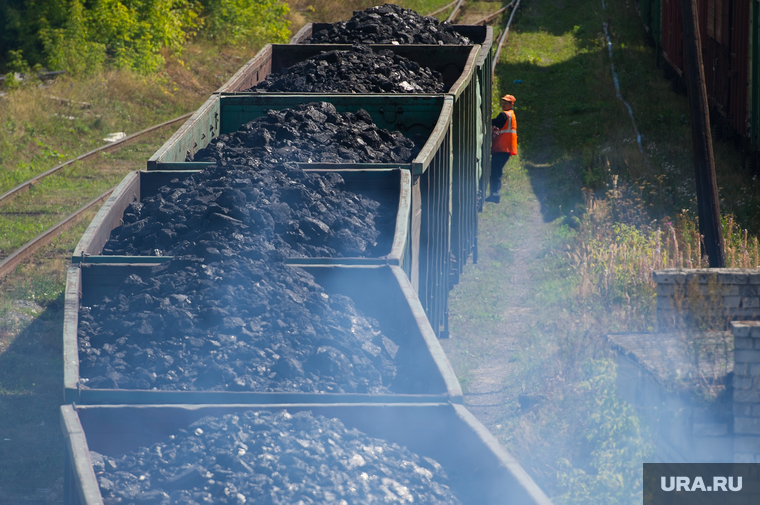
637, 0, 760, 162
61, 5, 552, 504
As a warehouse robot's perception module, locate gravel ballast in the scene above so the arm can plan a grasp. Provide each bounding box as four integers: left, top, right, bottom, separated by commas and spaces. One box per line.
309, 4, 472, 45
78, 256, 398, 393
91, 410, 463, 504
245, 46, 446, 94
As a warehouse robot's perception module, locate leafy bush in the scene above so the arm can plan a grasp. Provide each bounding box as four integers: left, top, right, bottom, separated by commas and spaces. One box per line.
38, 0, 196, 75
203, 0, 291, 46
555, 360, 651, 505
3, 0, 288, 76
0, 0, 70, 69
39, 0, 106, 76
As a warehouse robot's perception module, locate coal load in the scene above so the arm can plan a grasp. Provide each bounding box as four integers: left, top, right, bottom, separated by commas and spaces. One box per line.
191, 102, 422, 165
78, 256, 398, 393
92, 410, 462, 504
310, 4, 471, 46
103, 161, 393, 259
246, 46, 446, 94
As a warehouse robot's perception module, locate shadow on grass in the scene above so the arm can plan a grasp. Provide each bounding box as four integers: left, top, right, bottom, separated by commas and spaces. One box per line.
0, 295, 65, 503
490, 30, 640, 222
489, 0, 644, 224
494, 52, 607, 223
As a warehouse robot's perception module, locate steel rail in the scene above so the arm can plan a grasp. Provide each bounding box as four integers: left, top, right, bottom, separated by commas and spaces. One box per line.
0, 70, 65, 84
428, 0, 460, 17
0, 112, 192, 206
491, 0, 522, 74
0, 188, 114, 281
446, 0, 466, 23
473, 1, 514, 26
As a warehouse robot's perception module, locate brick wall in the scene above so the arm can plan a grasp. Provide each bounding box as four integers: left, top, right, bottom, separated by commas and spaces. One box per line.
654, 269, 760, 331
731, 321, 760, 462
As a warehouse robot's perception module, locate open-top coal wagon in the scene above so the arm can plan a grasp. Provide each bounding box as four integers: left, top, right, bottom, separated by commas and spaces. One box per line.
209, 42, 483, 336
61, 6, 552, 504
638, 0, 760, 156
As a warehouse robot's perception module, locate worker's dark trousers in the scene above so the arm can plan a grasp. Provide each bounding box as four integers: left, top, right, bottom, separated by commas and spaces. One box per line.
490, 152, 511, 195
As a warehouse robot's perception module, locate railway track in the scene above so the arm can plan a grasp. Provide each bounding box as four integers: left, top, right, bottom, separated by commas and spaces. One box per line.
492, 0, 521, 73
0, 0, 520, 283
0, 113, 191, 206
0, 113, 191, 281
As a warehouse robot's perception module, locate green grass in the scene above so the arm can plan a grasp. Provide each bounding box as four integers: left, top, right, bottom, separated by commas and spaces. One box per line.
0, 220, 90, 500
0, 136, 171, 256
446, 0, 760, 500
442, 0, 689, 502
446, 160, 654, 503
404, 0, 460, 15
0, 41, 255, 193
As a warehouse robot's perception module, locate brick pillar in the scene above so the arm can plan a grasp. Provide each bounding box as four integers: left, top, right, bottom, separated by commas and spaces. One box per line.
654, 269, 760, 331
731, 321, 760, 462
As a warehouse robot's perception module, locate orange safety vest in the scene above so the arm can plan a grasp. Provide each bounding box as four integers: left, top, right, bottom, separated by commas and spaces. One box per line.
492, 110, 517, 155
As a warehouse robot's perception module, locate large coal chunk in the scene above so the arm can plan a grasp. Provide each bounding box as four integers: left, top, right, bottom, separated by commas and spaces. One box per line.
246, 46, 446, 94
78, 257, 397, 393
310, 4, 472, 45
190, 102, 423, 165
102, 161, 394, 259
92, 410, 463, 505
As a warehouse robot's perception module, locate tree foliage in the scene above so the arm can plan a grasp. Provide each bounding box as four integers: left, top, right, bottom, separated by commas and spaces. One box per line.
202, 0, 291, 46
555, 360, 652, 505
1, 0, 290, 75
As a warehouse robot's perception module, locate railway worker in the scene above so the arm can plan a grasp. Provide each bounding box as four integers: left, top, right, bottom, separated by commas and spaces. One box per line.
488, 94, 517, 203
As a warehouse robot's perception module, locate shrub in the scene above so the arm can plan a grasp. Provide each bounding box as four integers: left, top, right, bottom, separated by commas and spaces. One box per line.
39, 0, 197, 75
39, 0, 106, 76
203, 0, 291, 46
6, 0, 288, 76
555, 360, 651, 505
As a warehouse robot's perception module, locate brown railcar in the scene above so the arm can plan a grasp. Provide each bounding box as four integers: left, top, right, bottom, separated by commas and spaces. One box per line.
660, 0, 751, 140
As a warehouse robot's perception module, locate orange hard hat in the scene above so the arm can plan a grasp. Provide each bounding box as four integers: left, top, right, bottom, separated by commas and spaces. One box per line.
500, 94, 516, 102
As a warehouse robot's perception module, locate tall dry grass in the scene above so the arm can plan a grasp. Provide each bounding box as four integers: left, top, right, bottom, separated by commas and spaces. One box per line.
569, 174, 760, 333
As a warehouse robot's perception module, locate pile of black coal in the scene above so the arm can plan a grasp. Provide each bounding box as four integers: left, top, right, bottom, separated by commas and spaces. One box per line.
92, 410, 462, 504
190, 102, 422, 165
246, 45, 446, 94
309, 4, 471, 45
103, 161, 394, 259
78, 256, 398, 393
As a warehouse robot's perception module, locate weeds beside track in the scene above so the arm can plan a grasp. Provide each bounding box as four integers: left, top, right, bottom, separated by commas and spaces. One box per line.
0, 114, 191, 281
443, 0, 760, 503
